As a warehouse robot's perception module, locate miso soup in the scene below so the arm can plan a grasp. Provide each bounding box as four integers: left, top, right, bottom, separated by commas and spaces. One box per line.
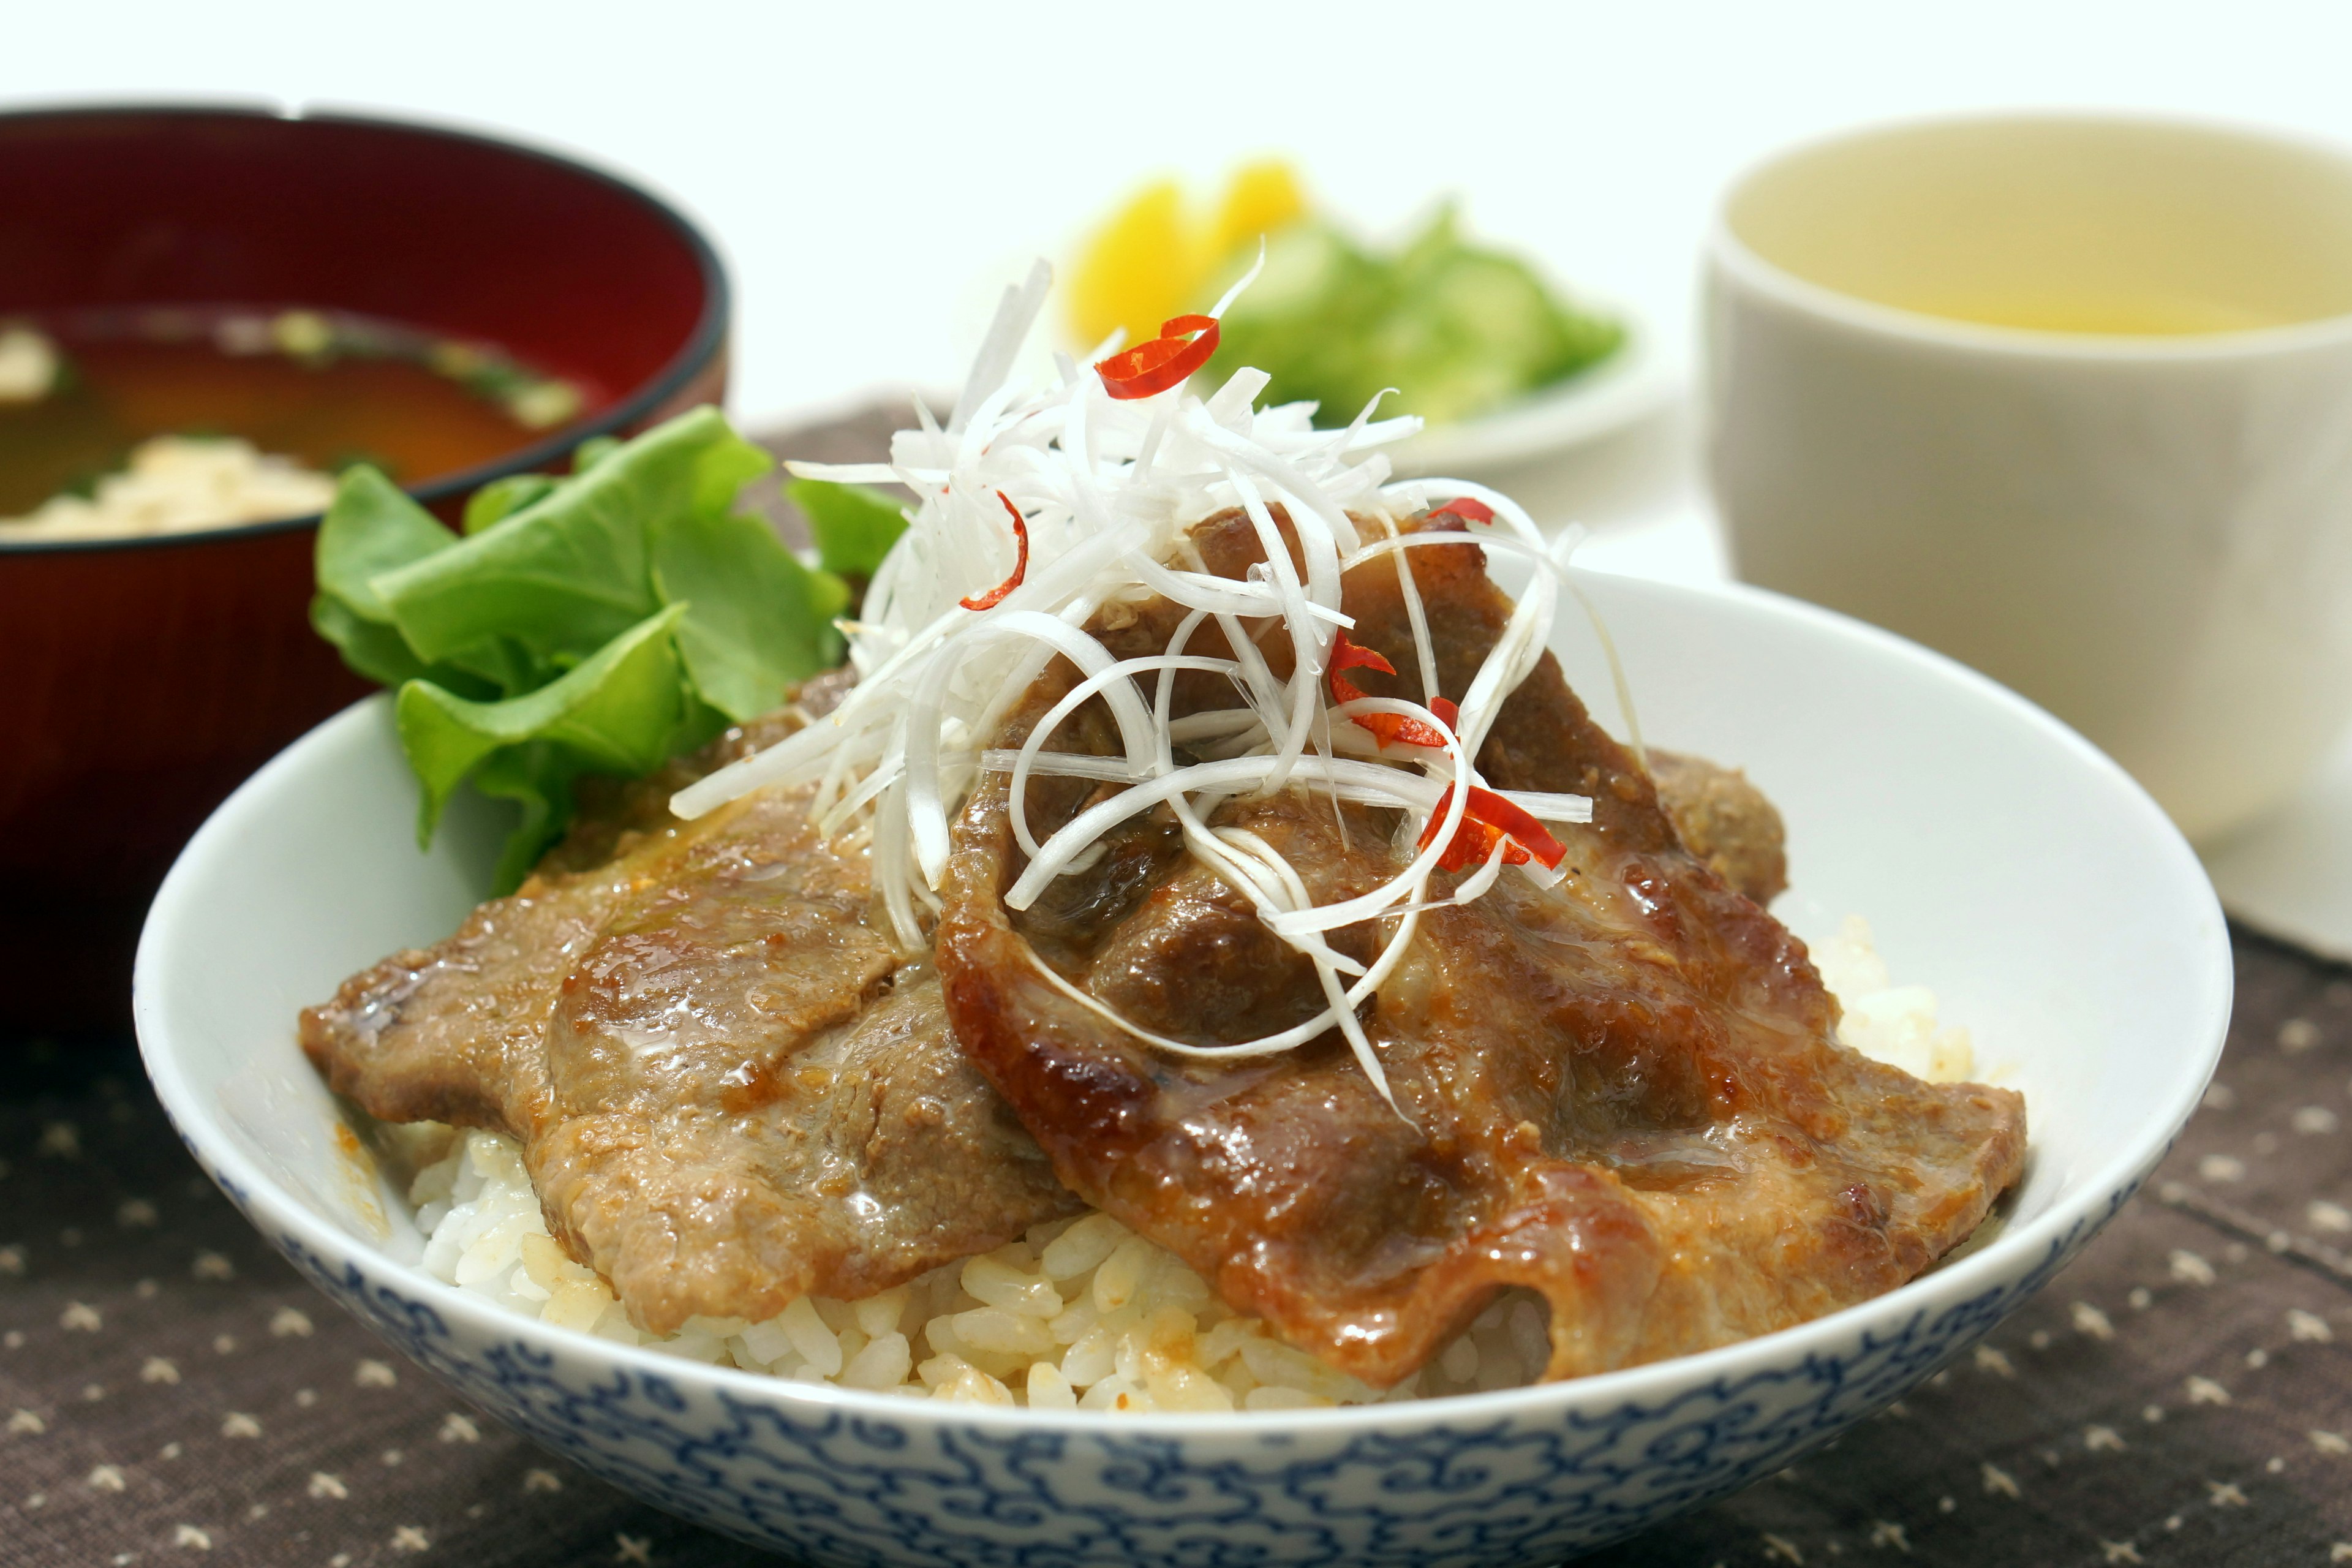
0, 307, 597, 535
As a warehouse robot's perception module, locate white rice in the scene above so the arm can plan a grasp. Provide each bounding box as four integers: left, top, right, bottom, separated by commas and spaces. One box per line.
400, 916, 1972, 1411
1815, 915, 1976, 1084
1, 434, 337, 538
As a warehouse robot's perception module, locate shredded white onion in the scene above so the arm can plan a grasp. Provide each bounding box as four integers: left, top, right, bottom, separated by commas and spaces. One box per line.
668, 262, 1619, 1108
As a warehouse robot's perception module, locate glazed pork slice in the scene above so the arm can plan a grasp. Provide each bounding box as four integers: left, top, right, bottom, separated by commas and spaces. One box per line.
1646, 750, 1786, 906
301, 676, 1077, 1335
936, 513, 2024, 1387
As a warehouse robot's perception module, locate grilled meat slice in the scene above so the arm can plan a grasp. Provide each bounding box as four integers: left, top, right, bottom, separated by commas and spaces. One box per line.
301, 680, 1077, 1335
935, 513, 2023, 1387
1648, 750, 1787, 906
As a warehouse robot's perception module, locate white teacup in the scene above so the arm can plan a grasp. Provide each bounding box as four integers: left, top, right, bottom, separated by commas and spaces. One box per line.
1706, 113, 2352, 842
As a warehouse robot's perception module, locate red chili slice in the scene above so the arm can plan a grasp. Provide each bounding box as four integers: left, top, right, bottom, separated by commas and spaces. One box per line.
1096, 314, 1221, 400
959, 491, 1030, 611
1460, 786, 1567, 867
1416, 783, 1567, 873
1427, 496, 1495, 528
1359, 712, 1452, 750
1329, 632, 1457, 749
1326, 630, 1395, 707
1419, 784, 1521, 872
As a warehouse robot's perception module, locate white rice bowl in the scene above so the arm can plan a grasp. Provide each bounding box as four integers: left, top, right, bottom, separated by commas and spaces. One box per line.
137, 552, 2230, 1567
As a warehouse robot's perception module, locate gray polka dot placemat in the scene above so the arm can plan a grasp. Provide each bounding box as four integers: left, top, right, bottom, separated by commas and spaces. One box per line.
2, 936, 2346, 1566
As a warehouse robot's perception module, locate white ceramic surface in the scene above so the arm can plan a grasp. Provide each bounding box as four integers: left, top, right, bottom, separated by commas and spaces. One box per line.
2202, 722, 2352, 963
1706, 113, 2352, 843
135, 571, 2230, 1568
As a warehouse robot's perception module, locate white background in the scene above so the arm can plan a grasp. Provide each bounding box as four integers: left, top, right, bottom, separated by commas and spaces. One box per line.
4, 1, 2340, 426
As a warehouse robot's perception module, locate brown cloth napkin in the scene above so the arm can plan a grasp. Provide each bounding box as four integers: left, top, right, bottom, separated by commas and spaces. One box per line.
1, 930, 2345, 1567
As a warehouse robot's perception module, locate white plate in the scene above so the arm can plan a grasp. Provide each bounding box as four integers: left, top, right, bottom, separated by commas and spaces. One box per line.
762, 313, 1672, 485
1387, 312, 1675, 477
134, 571, 2228, 1568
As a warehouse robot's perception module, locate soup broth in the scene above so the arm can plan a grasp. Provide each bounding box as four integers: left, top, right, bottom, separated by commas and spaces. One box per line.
1725, 117, 2352, 339
0, 309, 595, 521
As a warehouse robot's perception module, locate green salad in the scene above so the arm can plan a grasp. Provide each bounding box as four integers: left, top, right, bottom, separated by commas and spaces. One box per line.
1202, 204, 1624, 428
311, 408, 899, 889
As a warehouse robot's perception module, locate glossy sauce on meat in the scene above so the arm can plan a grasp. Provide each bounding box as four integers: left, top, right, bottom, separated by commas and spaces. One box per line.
936, 512, 2026, 1386
301, 676, 1077, 1335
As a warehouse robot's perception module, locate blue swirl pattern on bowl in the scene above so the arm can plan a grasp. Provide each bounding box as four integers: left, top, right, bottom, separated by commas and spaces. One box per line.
211, 1173, 2107, 1567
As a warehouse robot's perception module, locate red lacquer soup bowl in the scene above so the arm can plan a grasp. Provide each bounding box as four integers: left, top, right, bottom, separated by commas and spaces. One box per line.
0, 105, 728, 1032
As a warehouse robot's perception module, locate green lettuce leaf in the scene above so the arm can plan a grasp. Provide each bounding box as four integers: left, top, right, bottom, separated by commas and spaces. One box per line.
395, 602, 710, 868
462, 472, 559, 535
789, 478, 909, 578
571, 434, 622, 475
372, 407, 772, 671
317, 465, 459, 617
309, 594, 437, 692
311, 467, 472, 690
654, 509, 848, 722
314, 408, 858, 890
468, 743, 575, 894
